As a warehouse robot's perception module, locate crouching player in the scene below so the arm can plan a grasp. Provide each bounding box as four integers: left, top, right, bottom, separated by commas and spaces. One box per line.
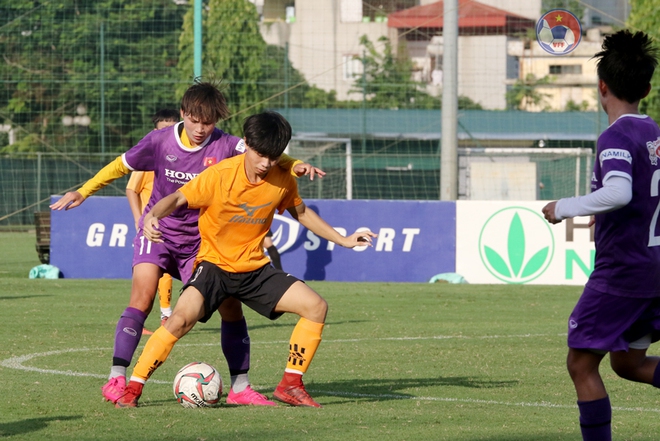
117, 111, 377, 408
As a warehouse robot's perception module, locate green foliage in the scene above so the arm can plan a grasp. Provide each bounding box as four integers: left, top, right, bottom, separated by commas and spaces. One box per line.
541, 0, 584, 17
506, 74, 553, 110
349, 35, 441, 110
0, 1, 186, 153
177, 1, 336, 135
258, 45, 337, 109
346, 35, 481, 110
628, 1, 660, 124
204, 0, 265, 135
564, 99, 590, 112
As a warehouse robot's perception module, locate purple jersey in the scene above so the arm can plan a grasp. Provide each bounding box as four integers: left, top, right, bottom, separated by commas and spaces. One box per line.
122, 122, 245, 240
587, 114, 660, 298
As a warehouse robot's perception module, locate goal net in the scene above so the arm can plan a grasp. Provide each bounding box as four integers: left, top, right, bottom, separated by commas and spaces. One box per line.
286, 137, 353, 200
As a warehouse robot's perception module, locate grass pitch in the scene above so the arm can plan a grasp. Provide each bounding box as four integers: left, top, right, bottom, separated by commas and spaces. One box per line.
1, 232, 659, 440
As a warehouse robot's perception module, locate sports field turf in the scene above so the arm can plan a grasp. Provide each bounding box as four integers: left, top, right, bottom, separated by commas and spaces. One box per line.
1, 232, 659, 440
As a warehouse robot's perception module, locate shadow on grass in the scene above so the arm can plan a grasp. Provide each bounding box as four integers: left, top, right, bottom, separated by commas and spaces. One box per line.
190, 320, 369, 333
132, 376, 517, 409
465, 435, 575, 441
0, 294, 53, 301
0, 415, 81, 437
292, 376, 521, 405
193, 319, 370, 334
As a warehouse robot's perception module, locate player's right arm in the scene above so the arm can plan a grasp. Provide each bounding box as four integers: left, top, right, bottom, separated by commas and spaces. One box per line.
50, 156, 130, 211
142, 190, 189, 243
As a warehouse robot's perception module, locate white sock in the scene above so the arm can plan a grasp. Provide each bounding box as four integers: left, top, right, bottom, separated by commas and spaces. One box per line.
109, 366, 126, 380
230, 373, 249, 393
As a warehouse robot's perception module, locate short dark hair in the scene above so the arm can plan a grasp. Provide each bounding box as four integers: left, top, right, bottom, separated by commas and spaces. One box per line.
594, 30, 658, 103
242, 112, 292, 158
180, 79, 230, 123
151, 109, 179, 129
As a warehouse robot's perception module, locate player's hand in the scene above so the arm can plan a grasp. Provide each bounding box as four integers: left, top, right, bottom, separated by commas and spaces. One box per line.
143, 215, 163, 243
49, 191, 84, 211
588, 215, 595, 227
541, 201, 561, 224
293, 163, 326, 181
341, 230, 377, 248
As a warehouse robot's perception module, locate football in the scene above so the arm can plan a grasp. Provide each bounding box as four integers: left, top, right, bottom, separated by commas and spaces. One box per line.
173, 362, 222, 408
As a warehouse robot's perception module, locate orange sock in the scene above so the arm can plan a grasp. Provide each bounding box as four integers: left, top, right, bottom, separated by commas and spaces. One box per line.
285, 317, 324, 374
131, 326, 178, 382
158, 273, 172, 311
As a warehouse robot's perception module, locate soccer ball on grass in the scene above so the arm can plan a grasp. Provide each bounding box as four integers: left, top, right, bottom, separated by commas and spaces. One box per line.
173, 361, 222, 408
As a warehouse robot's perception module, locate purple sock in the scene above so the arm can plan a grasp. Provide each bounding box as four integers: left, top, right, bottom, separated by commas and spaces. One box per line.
653, 362, 660, 388
221, 317, 250, 376
578, 396, 611, 441
112, 307, 147, 367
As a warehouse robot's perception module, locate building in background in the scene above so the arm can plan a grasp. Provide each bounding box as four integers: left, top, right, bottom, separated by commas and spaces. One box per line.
387, 0, 535, 109
252, 0, 628, 111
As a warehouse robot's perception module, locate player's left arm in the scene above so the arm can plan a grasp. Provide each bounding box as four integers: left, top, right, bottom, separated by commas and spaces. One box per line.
286, 202, 376, 248
278, 153, 326, 181
542, 174, 632, 224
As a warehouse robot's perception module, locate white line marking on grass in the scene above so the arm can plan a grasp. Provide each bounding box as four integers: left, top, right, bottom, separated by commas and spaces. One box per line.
5, 334, 658, 415
0, 347, 169, 385
310, 390, 660, 413
0, 333, 570, 383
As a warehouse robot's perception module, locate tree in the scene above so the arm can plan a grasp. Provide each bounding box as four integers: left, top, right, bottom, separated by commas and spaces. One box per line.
1, 1, 186, 153
506, 74, 553, 111
348, 35, 441, 110
627, 1, 660, 124
541, 0, 584, 17
345, 35, 481, 110
177, 0, 336, 135
177, 0, 264, 136
258, 45, 337, 109
564, 99, 590, 112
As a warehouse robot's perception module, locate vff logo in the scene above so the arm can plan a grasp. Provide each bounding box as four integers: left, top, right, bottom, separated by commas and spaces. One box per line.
478, 206, 555, 284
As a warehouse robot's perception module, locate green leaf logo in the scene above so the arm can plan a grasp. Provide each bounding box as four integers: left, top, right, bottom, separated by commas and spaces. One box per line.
478, 207, 554, 284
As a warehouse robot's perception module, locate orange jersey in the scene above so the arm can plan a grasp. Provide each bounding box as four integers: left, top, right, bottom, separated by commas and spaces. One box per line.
179, 154, 302, 273
126, 171, 154, 212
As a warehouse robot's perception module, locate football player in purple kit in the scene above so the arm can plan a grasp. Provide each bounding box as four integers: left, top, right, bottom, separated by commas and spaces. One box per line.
50, 80, 324, 407
542, 30, 660, 441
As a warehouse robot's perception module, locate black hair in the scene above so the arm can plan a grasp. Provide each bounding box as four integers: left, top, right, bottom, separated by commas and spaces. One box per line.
180, 78, 230, 123
594, 30, 658, 103
242, 112, 292, 158
151, 109, 180, 129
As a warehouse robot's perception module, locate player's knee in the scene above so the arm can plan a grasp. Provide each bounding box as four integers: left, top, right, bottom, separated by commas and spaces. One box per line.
610, 355, 641, 381
166, 312, 195, 338
566, 356, 580, 381
304, 295, 327, 322
566, 349, 602, 381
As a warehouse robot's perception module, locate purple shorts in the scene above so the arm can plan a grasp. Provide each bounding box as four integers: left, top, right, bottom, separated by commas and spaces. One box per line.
131, 231, 199, 283
568, 286, 660, 352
